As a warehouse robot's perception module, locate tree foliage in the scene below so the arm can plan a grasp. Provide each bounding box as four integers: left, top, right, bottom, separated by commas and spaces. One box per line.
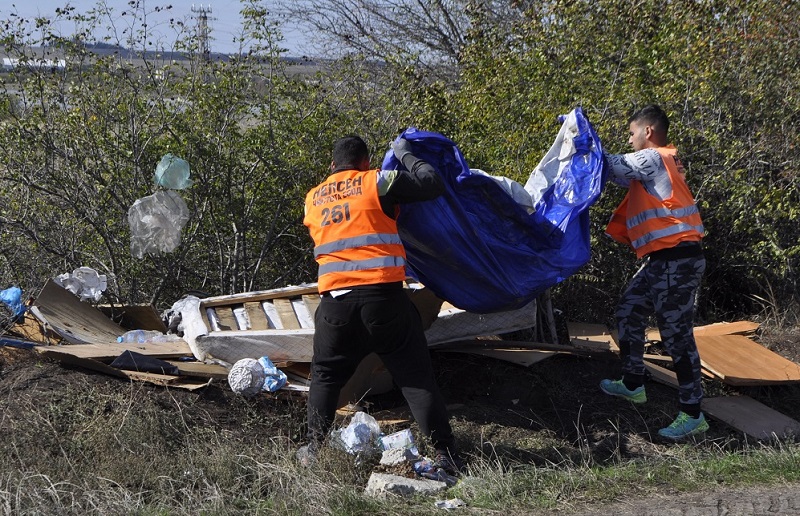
0, 0, 798, 323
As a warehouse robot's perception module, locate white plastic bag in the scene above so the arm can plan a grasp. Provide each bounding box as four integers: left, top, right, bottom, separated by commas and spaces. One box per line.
335, 412, 382, 455
53, 267, 107, 302
128, 190, 190, 259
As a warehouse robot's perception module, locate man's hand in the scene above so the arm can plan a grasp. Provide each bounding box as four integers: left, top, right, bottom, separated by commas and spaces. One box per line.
391, 138, 414, 163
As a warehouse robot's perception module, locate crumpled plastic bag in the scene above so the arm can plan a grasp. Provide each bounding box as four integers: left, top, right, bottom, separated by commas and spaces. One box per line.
53, 267, 107, 302
0, 286, 26, 317
334, 411, 382, 455
128, 190, 190, 259
154, 153, 193, 190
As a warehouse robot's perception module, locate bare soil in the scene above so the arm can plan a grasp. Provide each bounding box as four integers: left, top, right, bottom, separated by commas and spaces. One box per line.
1, 326, 799, 514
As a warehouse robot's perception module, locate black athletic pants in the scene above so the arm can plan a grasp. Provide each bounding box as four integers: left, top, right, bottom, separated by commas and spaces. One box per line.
306, 286, 456, 453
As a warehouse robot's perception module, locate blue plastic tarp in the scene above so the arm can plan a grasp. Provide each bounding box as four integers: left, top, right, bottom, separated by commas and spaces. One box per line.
381, 107, 607, 313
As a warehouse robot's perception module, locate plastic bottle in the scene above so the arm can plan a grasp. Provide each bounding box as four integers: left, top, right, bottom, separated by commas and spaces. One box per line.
117, 329, 168, 343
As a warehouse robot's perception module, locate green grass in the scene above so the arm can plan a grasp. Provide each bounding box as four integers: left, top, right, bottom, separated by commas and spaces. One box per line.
2, 350, 800, 514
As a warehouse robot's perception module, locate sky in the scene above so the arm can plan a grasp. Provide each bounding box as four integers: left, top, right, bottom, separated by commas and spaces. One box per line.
3, 0, 310, 56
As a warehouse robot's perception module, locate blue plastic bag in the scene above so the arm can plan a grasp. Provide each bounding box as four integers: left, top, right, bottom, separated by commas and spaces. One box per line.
154, 153, 193, 190
381, 107, 607, 313
0, 286, 26, 318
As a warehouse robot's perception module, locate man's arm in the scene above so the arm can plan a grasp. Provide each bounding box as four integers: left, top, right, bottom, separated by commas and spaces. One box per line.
606, 149, 673, 200
378, 139, 444, 204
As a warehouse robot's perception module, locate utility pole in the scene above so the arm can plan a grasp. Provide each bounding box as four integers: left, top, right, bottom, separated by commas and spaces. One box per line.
191, 4, 213, 62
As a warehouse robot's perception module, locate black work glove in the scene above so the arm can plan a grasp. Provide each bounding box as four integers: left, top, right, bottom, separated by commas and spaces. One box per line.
391, 138, 416, 170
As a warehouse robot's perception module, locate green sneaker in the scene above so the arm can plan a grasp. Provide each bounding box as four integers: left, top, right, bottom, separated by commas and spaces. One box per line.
658, 412, 709, 440
599, 379, 647, 404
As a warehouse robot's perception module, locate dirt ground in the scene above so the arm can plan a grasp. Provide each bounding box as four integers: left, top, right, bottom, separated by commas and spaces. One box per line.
1, 326, 800, 514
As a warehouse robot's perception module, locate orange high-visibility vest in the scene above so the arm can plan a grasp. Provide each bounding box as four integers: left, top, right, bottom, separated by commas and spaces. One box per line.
605, 146, 704, 258
304, 169, 407, 292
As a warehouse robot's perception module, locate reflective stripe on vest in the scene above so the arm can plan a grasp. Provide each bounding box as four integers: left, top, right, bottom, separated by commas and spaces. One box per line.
313, 233, 403, 259
318, 255, 406, 275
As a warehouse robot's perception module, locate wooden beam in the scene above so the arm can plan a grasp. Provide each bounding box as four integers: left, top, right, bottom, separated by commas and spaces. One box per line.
702, 396, 800, 440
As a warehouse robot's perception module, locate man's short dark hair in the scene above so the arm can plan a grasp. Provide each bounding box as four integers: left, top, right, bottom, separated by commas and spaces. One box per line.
332, 136, 369, 169
629, 104, 670, 136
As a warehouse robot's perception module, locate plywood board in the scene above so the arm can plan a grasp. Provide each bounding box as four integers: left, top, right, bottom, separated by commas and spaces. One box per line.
702, 396, 800, 440
693, 321, 760, 337
568, 322, 620, 352
272, 298, 301, 329
645, 320, 760, 343
32, 279, 126, 344
695, 334, 800, 385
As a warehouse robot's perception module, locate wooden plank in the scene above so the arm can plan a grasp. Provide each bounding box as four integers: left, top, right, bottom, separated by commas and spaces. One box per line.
644, 320, 760, 343
695, 334, 800, 386
643, 353, 673, 363
166, 361, 230, 379
302, 294, 321, 322
272, 298, 301, 329
213, 306, 239, 331
244, 302, 269, 330
32, 279, 126, 344
199, 285, 320, 308
567, 322, 620, 352
35, 339, 192, 361
694, 321, 760, 337
444, 348, 558, 367
644, 361, 679, 388
702, 396, 800, 440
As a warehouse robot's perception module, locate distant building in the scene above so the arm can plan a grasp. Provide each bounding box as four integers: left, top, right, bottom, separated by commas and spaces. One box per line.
2, 57, 66, 71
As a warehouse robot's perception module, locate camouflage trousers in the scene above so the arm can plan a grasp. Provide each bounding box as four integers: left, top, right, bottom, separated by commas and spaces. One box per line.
616, 254, 706, 409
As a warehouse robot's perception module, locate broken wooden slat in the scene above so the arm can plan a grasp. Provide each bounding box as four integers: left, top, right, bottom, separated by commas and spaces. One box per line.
244, 302, 269, 330
702, 395, 800, 440
272, 298, 301, 330
695, 334, 800, 385
213, 306, 239, 331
